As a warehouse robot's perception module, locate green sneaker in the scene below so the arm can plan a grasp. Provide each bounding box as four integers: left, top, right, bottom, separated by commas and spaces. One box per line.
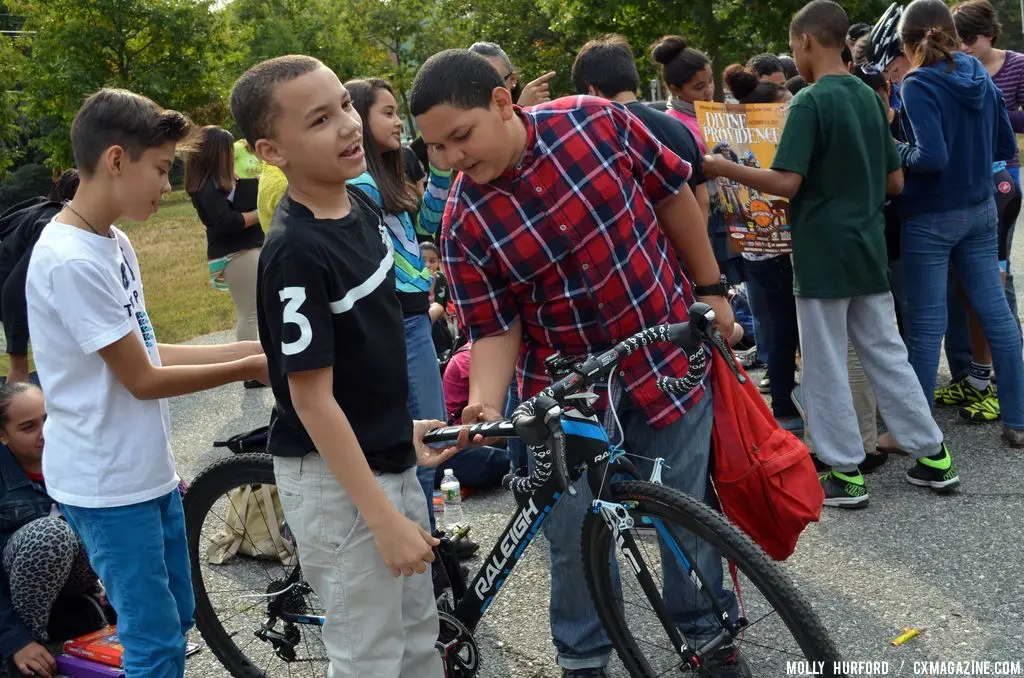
958, 393, 1001, 423
906, 443, 960, 494
820, 469, 869, 508
934, 376, 990, 407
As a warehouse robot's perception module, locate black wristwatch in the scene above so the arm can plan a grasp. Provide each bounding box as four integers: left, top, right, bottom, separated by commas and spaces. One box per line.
693, 275, 729, 298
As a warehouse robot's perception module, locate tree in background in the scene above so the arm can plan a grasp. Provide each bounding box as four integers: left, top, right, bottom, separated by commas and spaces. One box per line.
3, 0, 1021, 186
8, 0, 225, 170
0, 2, 27, 177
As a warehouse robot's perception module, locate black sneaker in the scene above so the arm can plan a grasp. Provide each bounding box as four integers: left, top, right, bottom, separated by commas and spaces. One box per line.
859, 451, 889, 475
905, 443, 960, 494
561, 669, 608, 678
702, 644, 752, 677
820, 469, 869, 509
243, 379, 267, 390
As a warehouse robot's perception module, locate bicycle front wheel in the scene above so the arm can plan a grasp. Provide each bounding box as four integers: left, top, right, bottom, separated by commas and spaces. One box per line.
581, 480, 841, 677
183, 452, 327, 677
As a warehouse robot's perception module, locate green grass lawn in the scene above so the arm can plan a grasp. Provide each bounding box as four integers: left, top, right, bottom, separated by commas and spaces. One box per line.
2, 191, 235, 374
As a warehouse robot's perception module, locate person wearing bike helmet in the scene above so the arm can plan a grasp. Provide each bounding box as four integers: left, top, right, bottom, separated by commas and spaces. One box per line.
869, 3, 910, 82
868, 2, 911, 117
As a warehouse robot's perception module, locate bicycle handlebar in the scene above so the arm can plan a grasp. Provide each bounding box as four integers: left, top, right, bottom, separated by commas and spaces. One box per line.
423, 302, 741, 492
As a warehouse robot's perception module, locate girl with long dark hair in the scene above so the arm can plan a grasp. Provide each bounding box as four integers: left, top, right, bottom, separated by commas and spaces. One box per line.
344, 78, 454, 525
184, 126, 264, 354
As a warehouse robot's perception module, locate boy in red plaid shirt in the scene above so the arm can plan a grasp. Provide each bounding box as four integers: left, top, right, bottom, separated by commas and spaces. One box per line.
412, 49, 749, 677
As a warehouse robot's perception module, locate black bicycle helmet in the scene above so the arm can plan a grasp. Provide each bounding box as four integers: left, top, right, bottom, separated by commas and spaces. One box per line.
866, 3, 904, 74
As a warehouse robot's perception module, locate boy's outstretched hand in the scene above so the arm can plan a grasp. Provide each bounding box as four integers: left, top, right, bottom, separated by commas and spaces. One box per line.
413, 419, 466, 467
701, 153, 730, 180
372, 514, 438, 577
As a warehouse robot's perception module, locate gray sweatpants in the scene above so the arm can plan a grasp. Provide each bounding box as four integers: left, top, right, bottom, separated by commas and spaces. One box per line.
803, 342, 878, 459
796, 293, 943, 471
273, 455, 442, 678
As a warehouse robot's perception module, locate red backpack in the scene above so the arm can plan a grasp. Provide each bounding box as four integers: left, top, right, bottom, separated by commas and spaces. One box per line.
709, 349, 823, 560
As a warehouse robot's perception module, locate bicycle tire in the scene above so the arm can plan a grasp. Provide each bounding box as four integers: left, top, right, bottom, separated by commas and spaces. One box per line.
183, 452, 282, 678
581, 480, 842, 676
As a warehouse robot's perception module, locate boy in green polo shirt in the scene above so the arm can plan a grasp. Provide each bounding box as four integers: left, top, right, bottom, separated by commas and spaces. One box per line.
704, 0, 958, 508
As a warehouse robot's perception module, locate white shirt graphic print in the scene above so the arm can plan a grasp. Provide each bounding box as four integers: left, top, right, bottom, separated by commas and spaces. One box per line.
26, 221, 176, 509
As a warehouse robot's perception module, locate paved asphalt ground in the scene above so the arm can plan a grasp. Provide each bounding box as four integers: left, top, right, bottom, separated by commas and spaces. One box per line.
171, 245, 1024, 677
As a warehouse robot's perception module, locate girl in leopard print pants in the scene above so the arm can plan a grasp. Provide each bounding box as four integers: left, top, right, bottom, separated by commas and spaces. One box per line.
0, 384, 103, 677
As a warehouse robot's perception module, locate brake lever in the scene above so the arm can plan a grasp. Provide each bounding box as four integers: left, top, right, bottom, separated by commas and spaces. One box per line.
708, 329, 747, 384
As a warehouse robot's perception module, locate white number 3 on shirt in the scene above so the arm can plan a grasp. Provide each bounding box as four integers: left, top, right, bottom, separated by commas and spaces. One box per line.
279, 287, 313, 355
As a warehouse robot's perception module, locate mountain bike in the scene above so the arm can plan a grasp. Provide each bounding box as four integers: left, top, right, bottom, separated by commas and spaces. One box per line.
183, 302, 844, 677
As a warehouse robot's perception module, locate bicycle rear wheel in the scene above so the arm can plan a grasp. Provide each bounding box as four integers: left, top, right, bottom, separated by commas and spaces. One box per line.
183, 453, 327, 677
582, 480, 841, 677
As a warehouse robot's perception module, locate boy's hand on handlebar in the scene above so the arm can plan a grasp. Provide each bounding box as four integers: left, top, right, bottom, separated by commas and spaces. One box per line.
458, 402, 504, 447
372, 514, 438, 577
696, 295, 735, 339
413, 419, 463, 466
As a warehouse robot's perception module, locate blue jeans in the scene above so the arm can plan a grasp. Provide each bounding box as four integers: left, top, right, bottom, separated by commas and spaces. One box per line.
540, 385, 737, 670
742, 280, 769, 365
61, 490, 193, 678
744, 256, 799, 418
945, 268, 1022, 378
404, 313, 447, 531
902, 199, 1024, 430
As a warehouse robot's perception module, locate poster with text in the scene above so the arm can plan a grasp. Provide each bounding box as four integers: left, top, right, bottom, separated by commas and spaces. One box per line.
695, 101, 792, 255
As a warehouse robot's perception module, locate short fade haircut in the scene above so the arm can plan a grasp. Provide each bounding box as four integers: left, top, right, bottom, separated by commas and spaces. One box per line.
411, 49, 504, 117
231, 55, 323, 147
791, 0, 850, 50
572, 34, 640, 97
71, 89, 191, 178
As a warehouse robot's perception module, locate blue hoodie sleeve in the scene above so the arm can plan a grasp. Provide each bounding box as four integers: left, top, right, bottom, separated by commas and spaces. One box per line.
898, 79, 949, 173
993, 84, 1017, 163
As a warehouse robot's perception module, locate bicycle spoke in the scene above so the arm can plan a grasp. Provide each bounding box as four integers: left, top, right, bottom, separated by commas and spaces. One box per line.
586, 486, 837, 677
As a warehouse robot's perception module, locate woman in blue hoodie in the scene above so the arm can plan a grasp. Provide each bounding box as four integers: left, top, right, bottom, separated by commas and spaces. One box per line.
898, 0, 1024, 447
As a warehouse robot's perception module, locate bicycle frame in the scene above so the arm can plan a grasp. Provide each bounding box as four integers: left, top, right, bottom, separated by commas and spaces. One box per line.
450, 416, 737, 654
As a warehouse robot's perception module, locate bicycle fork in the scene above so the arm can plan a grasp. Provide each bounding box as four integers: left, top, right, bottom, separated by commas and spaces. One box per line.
594, 458, 741, 669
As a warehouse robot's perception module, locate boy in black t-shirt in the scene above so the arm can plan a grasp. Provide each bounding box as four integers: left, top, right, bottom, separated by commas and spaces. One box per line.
230, 55, 457, 678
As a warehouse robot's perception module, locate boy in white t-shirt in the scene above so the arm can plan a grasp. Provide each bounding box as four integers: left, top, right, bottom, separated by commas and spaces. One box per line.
24, 88, 268, 678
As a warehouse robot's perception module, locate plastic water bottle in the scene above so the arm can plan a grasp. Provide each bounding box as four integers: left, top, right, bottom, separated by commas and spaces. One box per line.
440, 469, 465, 529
